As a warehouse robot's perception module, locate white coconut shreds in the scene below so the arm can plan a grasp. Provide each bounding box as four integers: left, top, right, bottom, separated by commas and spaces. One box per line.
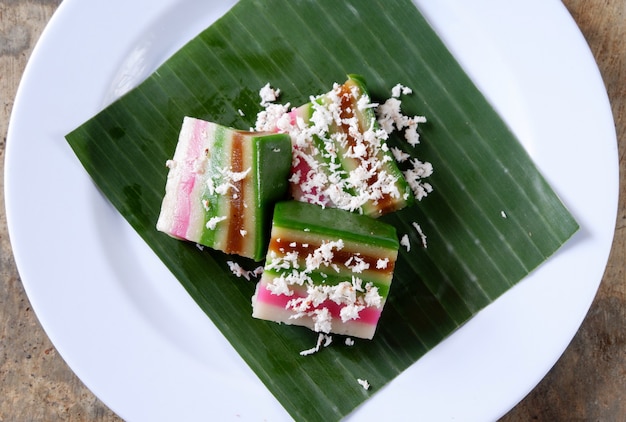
412, 221, 428, 249
377, 85, 434, 203
252, 81, 433, 331
390, 146, 411, 163
391, 83, 413, 98
376, 257, 389, 269
376, 93, 427, 148
357, 378, 371, 390
344, 255, 370, 273
206, 215, 227, 230
403, 158, 434, 201
300, 333, 333, 356
265, 240, 384, 334
259, 83, 281, 107
255, 81, 433, 211
206, 166, 251, 197
227, 261, 264, 281
255, 102, 291, 132
254, 81, 431, 214
400, 234, 411, 252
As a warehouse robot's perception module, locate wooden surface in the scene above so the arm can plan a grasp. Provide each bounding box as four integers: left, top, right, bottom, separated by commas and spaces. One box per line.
1, 0, 623, 420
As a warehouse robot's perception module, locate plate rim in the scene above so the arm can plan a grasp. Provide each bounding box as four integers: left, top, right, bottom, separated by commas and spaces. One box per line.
5, 0, 618, 420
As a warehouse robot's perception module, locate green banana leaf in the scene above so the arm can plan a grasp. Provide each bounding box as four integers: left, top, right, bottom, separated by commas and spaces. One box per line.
66, 0, 579, 420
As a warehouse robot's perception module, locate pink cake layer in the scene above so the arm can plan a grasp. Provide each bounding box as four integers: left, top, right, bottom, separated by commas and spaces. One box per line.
157, 117, 214, 242
253, 279, 383, 339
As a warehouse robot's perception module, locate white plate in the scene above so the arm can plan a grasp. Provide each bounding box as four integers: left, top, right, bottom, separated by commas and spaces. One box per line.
5, 0, 617, 420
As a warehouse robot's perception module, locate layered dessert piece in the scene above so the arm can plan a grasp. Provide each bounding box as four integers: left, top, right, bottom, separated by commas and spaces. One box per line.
252, 201, 399, 339
258, 75, 414, 217
157, 117, 292, 261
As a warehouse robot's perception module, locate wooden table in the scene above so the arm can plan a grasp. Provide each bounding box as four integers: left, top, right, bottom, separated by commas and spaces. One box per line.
1, 1, 623, 420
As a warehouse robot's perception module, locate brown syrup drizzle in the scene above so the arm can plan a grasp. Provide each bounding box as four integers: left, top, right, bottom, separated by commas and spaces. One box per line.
226, 132, 246, 255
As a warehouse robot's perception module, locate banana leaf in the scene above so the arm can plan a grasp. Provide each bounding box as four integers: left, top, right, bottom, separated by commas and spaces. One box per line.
65, 0, 579, 420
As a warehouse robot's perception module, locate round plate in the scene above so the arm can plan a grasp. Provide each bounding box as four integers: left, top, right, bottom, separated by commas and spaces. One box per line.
5, 0, 617, 420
